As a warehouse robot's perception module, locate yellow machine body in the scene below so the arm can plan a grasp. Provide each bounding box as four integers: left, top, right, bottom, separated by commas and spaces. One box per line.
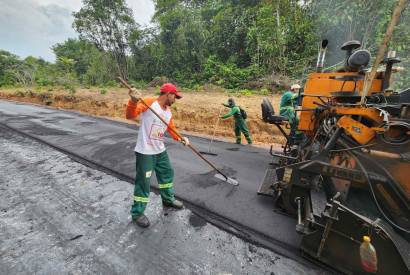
299, 72, 383, 136
298, 70, 409, 198
337, 115, 376, 145
260, 39, 410, 274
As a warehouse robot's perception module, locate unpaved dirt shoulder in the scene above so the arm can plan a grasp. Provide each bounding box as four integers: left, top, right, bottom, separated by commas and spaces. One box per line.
0, 88, 285, 145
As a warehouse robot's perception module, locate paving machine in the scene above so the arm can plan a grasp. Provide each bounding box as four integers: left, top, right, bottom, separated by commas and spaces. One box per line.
258, 40, 410, 274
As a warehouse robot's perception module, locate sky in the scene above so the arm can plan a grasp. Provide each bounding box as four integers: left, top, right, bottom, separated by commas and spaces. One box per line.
0, 0, 155, 61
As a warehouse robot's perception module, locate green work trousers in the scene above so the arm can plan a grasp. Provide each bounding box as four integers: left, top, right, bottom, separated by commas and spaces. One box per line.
234, 118, 252, 144
280, 107, 299, 129
131, 151, 175, 218
280, 107, 303, 139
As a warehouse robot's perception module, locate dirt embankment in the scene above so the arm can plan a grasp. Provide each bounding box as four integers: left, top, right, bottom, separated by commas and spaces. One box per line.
0, 88, 285, 145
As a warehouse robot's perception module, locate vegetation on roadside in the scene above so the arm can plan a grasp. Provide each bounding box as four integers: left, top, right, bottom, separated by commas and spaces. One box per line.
0, 0, 409, 92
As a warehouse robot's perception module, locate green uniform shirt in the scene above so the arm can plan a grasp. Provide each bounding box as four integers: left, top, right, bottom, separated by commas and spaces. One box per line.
222, 106, 241, 120
280, 91, 298, 110
221, 105, 252, 144
279, 91, 303, 138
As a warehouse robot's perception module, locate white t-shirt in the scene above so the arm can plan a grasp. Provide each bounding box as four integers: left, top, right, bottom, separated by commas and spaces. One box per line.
135, 100, 172, 155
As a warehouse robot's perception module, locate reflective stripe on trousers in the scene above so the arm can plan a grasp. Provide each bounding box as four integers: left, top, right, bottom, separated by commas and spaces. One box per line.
134, 196, 149, 203
159, 182, 173, 189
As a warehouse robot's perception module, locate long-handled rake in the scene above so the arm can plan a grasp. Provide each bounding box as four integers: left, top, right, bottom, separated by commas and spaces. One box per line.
118, 77, 239, 186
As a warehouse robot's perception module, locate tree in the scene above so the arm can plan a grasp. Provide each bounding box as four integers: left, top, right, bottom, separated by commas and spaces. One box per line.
73, 0, 138, 79
3, 0, 408, 91
205, 1, 258, 67
309, 0, 410, 89
0, 50, 21, 86
153, 4, 209, 83
309, 0, 399, 66
53, 39, 97, 79
128, 27, 161, 81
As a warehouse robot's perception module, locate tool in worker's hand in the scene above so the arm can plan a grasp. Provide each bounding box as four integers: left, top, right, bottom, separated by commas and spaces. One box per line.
199, 106, 223, 156
186, 142, 238, 186
118, 77, 239, 186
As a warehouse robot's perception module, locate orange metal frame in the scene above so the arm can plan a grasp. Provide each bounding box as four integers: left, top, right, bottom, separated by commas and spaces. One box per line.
299, 72, 383, 136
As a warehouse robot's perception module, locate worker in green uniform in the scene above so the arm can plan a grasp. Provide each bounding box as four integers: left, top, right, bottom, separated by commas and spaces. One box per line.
126, 83, 189, 228
221, 98, 252, 145
280, 84, 303, 139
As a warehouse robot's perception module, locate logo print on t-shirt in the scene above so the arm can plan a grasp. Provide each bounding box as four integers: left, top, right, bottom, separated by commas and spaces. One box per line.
149, 123, 165, 141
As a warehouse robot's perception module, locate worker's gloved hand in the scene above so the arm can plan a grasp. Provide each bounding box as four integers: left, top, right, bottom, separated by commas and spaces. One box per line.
181, 136, 190, 146
129, 88, 142, 103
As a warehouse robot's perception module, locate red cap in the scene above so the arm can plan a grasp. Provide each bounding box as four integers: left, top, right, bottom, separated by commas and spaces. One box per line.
160, 83, 182, 99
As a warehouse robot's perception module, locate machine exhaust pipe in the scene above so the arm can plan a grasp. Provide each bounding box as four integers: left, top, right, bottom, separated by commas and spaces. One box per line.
382, 50, 401, 91
316, 39, 328, 72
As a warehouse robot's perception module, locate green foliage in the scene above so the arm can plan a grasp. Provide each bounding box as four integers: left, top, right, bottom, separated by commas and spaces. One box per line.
310, 0, 410, 89
130, 80, 148, 89
390, 6, 410, 90
0, 50, 21, 86
1, 0, 409, 92
73, 0, 138, 79
203, 55, 261, 89
52, 38, 120, 87
239, 89, 254, 96
259, 88, 269, 96
83, 50, 117, 86
128, 0, 318, 88
57, 56, 76, 73
53, 39, 95, 78
310, 0, 394, 66
247, 1, 317, 77
63, 83, 76, 94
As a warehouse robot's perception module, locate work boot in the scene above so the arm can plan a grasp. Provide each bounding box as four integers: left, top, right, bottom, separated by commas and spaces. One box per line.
132, 214, 150, 228
163, 199, 184, 209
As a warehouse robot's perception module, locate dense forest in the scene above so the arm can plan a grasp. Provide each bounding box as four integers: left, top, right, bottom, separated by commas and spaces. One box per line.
0, 0, 409, 91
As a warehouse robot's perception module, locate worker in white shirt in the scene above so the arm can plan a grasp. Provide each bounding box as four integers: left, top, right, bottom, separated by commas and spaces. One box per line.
125, 83, 189, 228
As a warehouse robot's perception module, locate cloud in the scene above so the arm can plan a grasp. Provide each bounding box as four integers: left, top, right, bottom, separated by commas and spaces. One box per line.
127, 0, 155, 26
34, 0, 82, 12
0, 0, 78, 61
0, 0, 155, 61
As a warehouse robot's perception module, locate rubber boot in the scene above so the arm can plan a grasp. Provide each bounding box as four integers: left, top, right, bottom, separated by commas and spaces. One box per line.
163, 199, 184, 209
133, 214, 150, 228
235, 136, 241, 144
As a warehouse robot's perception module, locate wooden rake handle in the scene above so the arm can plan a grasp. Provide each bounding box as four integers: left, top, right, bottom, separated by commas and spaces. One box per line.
118, 77, 182, 139
118, 77, 229, 179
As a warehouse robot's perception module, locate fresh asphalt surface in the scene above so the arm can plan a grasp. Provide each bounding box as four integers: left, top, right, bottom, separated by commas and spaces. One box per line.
1, 127, 329, 274
0, 100, 301, 254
